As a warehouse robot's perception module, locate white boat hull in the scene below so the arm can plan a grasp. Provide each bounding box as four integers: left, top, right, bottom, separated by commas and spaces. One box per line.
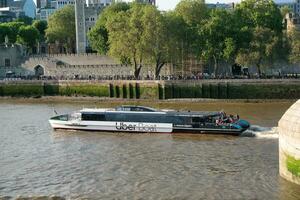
49, 120, 173, 133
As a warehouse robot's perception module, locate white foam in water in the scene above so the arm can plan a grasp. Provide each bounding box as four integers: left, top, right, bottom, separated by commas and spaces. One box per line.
241, 125, 279, 138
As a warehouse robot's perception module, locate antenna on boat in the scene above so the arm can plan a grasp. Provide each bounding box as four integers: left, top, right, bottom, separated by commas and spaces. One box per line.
52, 105, 58, 115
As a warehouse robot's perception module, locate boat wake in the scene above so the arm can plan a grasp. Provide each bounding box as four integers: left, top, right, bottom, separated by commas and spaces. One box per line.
241, 125, 278, 138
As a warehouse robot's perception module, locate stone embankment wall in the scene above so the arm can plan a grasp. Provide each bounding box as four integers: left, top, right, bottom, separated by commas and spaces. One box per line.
22, 54, 171, 78
0, 80, 300, 99
279, 100, 300, 185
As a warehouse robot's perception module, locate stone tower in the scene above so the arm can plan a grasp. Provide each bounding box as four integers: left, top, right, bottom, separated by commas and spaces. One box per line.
75, 0, 86, 54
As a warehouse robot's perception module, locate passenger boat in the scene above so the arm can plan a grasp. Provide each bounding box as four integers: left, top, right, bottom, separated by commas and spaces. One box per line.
49, 105, 250, 135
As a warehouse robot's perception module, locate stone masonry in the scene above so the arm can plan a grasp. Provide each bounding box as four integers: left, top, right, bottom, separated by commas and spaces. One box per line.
279, 99, 300, 185
75, 0, 86, 53
21, 54, 171, 79
75, 0, 111, 53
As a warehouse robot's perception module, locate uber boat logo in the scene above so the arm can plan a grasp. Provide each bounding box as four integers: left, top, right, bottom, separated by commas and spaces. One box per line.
115, 122, 157, 132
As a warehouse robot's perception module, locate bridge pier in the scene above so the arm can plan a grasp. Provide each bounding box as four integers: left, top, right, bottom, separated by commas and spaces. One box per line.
279, 100, 300, 185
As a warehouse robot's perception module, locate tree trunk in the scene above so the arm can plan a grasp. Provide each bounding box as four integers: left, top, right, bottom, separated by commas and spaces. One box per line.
134, 64, 142, 80
213, 55, 218, 77
257, 64, 261, 77
257, 57, 262, 77
155, 62, 165, 80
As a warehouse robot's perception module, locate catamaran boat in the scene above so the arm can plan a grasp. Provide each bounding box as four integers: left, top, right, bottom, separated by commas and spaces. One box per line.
49, 105, 250, 135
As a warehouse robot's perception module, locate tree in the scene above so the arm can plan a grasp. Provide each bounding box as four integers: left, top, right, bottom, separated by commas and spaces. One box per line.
175, 0, 208, 59
0, 24, 12, 44
289, 30, 300, 64
17, 25, 40, 51
14, 16, 33, 25
163, 11, 189, 68
200, 9, 237, 74
0, 22, 24, 44
88, 2, 130, 54
231, 0, 286, 76
142, 5, 168, 78
235, 0, 283, 33
45, 5, 76, 53
175, 0, 208, 26
33, 20, 48, 41
235, 27, 281, 76
106, 3, 147, 79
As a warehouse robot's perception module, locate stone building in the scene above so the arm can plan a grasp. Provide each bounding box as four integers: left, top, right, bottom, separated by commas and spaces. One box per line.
36, 0, 75, 20
0, 7, 17, 22
0, 44, 27, 78
285, 12, 300, 33
74, 0, 156, 53
0, 0, 7, 7
8, 0, 36, 18
75, 0, 111, 53
21, 54, 171, 79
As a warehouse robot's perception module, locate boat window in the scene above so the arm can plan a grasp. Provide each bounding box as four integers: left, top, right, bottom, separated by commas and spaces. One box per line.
126, 114, 162, 123
106, 113, 127, 121
82, 113, 106, 121
192, 117, 204, 123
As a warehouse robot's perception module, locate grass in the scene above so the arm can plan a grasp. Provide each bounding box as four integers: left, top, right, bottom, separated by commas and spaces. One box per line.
287, 155, 300, 177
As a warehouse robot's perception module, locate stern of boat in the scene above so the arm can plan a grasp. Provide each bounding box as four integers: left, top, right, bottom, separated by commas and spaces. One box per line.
234, 119, 251, 133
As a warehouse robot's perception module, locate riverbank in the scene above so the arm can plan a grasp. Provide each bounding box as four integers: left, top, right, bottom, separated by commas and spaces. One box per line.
0, 95, 296, 104
1, 79, 300, 100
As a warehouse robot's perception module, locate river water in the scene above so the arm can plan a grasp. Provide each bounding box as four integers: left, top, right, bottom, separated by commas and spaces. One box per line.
1, 100, 300, 199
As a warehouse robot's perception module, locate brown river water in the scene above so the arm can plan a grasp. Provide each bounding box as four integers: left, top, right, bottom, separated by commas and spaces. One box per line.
1, 99, 300, 199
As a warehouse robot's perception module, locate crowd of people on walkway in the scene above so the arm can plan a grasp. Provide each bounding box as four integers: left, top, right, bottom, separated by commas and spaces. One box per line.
1, 73, 300, 81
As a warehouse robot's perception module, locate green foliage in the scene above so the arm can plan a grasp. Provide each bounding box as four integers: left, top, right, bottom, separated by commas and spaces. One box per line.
45, 5, 75, 53
2, 84, 44, 97
106, 3, 148, 78
17, 25, 40, 50
142, 5, 168, 78
33, 20, 48, 40
44, 84, 59, 95
200, 9, 237, 72
235, 0, 283, 33
0, 22, 25, 43
88, 25, 108, 54
88, 2, 130, 54
288, 30, 300, 64
14, 16, 33, 25
287, 155, 300, 177
235, 27, 281, 75
0, 24, 11, 43
90, 0, 291, 76
163, 82, 300, 99
59, 84, 109, 97
138, 84, 159, 99
175, 0, 208, 26
175, 0, 208, 64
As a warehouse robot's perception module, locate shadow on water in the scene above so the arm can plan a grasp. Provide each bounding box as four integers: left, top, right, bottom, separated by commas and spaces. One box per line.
51, 125, 278, 141
279, 177, 300, 200
51, 129, 239, 142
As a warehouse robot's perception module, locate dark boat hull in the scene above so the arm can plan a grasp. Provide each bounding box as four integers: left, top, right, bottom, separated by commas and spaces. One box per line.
172, 128, 245, 136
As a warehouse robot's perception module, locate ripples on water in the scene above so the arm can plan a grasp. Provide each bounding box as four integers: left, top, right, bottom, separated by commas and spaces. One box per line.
0, 101, 300, 200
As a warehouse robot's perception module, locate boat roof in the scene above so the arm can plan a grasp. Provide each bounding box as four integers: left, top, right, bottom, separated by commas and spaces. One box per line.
80, 106, 222, 117
167, 111, 221, 117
